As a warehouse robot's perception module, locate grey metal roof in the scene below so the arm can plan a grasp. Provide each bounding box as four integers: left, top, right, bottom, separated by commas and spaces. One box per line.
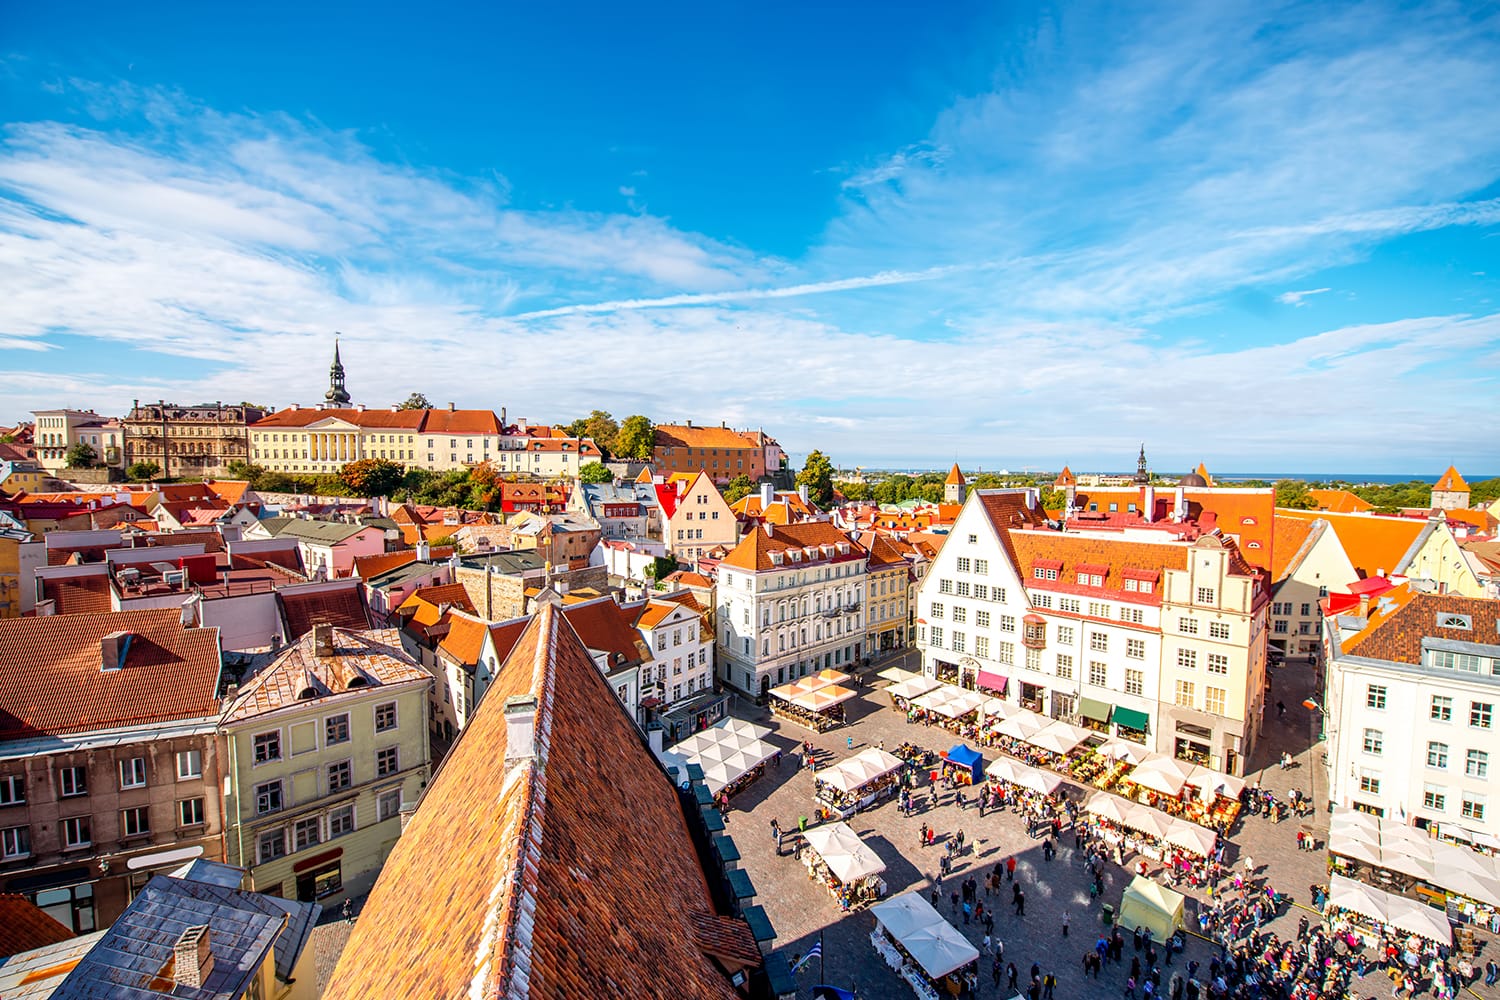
458, 550, 546, 575
265, 518, 374, 544
51, 874, 304, 1000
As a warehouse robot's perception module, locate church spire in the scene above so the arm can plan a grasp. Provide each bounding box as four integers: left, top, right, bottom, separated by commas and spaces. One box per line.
1134, 443, 1149, 484
325, 335, 351, 407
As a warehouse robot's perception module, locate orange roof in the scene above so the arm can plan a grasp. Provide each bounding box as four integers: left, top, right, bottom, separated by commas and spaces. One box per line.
1339, 587, 1499, 663
40, 573, 113, 615
280, 582, 372, 638
1271, 514, 1320, 583
250, 407, 429, 429
1308, 489, 1373, 514
1444, 507, 1496, 533
0, 894, 73, 955
419, 408, 503, 434
202, 479, 252, 505
1054, 466, 1077, 488
322, 605, 751, 1000
1277, 509, 1424, 580
437, 611, 491, 667
1008, 531, 1191, 603
1194, 462, 1215, 488
557, 597, 651, 670
632, 598, 699, 630
729, 490, 815, 524
719, 520, 868, 572
945, 463, 965, 486
660, 570, 712, 589
220, 627, 429, 724
0, 608, 222, 738
634, 467, 655, 484
1434, 465, 1470, 493
653, 423, 764, 450
398, 583, 476, 626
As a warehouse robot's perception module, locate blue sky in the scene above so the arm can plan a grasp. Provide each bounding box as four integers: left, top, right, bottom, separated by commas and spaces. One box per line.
2, 1, 1498, 475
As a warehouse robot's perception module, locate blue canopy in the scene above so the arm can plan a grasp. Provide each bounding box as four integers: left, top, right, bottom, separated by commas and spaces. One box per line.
944, 743, 984, 780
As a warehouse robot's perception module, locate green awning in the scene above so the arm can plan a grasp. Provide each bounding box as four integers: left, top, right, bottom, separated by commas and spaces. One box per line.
1114, 706, 1150, 732
1080, 697, 1114, 723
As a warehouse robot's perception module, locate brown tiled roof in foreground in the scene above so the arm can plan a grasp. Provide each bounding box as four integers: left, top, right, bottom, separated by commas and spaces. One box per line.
220, 628, 429, 724
279, 581, 371, 639
1342, 589, 1498, 663
323, 604, 749, 1000
0, 609, 222, 739
0, 893, 73, 955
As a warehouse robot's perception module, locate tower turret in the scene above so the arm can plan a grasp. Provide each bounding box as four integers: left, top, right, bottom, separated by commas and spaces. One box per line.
325, 337, 351, 407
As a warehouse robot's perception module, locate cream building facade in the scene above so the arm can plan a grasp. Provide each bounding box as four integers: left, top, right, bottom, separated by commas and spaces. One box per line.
661, 472, 738, 564
31, 409, 124, 473
220, 625, 432, 905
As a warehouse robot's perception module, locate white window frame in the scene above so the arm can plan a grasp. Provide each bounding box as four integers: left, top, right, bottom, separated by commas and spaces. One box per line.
176, 749, 203, 780
375, 701, 399, 733
119, 757, 147, 790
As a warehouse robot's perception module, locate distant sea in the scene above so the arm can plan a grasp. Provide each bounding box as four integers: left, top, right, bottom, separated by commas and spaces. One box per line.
1214, 473, 1496, 485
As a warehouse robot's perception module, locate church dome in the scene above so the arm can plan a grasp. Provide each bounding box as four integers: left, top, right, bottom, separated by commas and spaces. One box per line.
1178, 472, 1208, 488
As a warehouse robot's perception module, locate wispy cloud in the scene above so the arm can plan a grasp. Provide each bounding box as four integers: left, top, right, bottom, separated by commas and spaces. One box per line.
1276, 287, 1332, 307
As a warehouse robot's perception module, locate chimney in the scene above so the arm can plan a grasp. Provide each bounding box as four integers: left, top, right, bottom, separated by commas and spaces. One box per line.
1142, 485, 1155, 523
448, 402, 455, 411
390, 404, 399, 412
1173, 486, 1186, 522
1358, 593, 1371, 618
313, 623, 336, 657
100, 631, 134, 672
760, 481, 774, 508
721, 420, 726, 428
173, 926, 214, 989
416, 540, 431, 563
289, 403, 299, 411
798, 484, 810, 504
500, 407, 507, 427
504, 694, 539, 761
356, 403, 366, 412
686, 419, 692, 428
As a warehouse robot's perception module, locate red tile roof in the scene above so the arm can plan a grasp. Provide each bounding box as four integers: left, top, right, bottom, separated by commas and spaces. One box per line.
250, 407, 428, 429
40, 573, 114, 615
1341, 588, 1496, 662
437, 611, 491, 667
418, 408, 503, 434
653, 423, 766, 450
1434, 466, 1471, 493
1270, 515, 1320, 583
1308, 489, 1373, 514
399, 584, 476, 627
278, 582, 371, 639
1276, 509, 1424, 580
0, 893, 74, 955
0, 609, 222, 739
718, 520, 867, 572
555, 597, 652, 672
945, 463, 965, 486
322, 604, 749, 1000
1009, 530, 1191, 605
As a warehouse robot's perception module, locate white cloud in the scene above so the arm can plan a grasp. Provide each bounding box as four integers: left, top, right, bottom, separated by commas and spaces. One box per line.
1276, 287, 1332, 307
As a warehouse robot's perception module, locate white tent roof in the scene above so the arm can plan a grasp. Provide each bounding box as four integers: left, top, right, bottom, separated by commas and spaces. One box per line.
878, 665, 918, 684
996, 710, 1047, 740
1384, 894, 1452, 943
985, 756, 1063, 794
791, 684, 857, 712
1327, 873, 1388, 923
1026, 720, 1091, 755
817, 747, 906, 794
1127, 755, 1196, 796
980, 697, 1015, 719
667, 718, 780, 795
888, 676, 941, 700
1096, 740, 1149, 764
1185, 765, 1245, 800
871, 892, 980, 980
1163, 818, 1218, 857
803, 822, 887, 883
1085, 791, 1136, 825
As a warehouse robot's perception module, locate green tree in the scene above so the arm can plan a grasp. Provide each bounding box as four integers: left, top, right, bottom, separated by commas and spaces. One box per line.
1275, 479, 1317, 510
578, 461, 613, 484
396, 392, 433, 410
339, 458, 406, 497
835, 480, 871, 502
615, 414, 655, 460
126, 460, 161, 482
224, 460, 265, 485
1471, 477, 1500, 507
723, 474, 756, 504
646, 555, 680, 586
797, 450, 835, 508
579, 410, 620, 457
65, 442, 98, 468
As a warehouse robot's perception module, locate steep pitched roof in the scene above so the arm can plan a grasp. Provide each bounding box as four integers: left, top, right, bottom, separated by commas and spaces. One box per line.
1271, 514, 1321, 583
945, 463, 965, 486
1434, 465, 1470, 493
1276, 509, 1425, 580
322, 604, 749, 1000
0, 894, 73, 956
653, 423, 763, 450
1341, 588, 1496, 662
221, 627, 428, 724
399, 583, 477, 626
1008, 530, 1191, 604
0, 609, 222, 739
40, 572, 114, 615
557, 596, 652, 672
1308, 489, 1373, 514
437, 611, 491, 667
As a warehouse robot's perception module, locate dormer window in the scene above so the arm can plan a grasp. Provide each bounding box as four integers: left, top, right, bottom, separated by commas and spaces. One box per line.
1438, 614, 1472, 630
769, 551, 784, 566
1241, 516, 1257, 526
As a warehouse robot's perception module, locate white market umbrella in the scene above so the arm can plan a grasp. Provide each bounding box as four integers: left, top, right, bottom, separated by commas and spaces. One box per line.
804, 822, 887, 883
1085, 792, 1136, 825
1027, 720, 1090, 755
996, 711, 1046, 740
1097, 740, 1149, 764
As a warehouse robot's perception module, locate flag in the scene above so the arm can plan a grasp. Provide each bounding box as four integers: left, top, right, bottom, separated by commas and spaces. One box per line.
791, 941, 822, 973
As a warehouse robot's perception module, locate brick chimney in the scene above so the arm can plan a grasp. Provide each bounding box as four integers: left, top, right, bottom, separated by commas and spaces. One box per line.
313, 623, 336, 657
100, 631, 134, 672
173, 926, 214, 988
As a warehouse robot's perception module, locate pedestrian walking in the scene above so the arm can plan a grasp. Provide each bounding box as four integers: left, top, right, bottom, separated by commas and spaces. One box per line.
846, 735, 853, 750
1015, 889, 1026, 917
770, 817, 779, 841
1277, 700, 1286, 719
1062, 910, 1070, 937
1007, 962, 1018, 992
1043, 971, 1057, 1000
1007, 855, 1016, 880
342, 897, 354, 923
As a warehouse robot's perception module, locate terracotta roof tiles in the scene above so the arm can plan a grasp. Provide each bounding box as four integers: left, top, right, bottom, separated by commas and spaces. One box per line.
278, 582, 371, 639
1307, 489, 1373, 514
1277, 509, 1424, 580
719, 520, 867, 572
1271, 515, 1320, 583
0, 609, 222, 738
1341, 588, 1496, 662
1008, 530, 1191, 604
322, 604, 749, 1000
0, 894, 74, 956
40, 573, 114, 615
1434, 466, 1471, 493
220, 627, 428, 724
654, 423, 765, 450
437, 611, 491, 667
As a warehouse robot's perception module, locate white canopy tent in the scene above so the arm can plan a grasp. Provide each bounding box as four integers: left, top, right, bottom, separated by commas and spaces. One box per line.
888, 676, 942, 701
1026, 719, 1091, 755
1085, 791, 1137, 825
995, 710, 1047, 740
667, 718, 780, 795
1385, 894, 1453, 943
1328, 806, 1500, 903
1126, 755, 1196, 797
1163, 819, 1218, 858
1096, 740, 1149, 764
818, 747, 907, 795
870, 892, 980, 981
879, 665, 919, 684
980, 697, 1016, 719
1327, 873, 1389, 923
985, 757, 1063, 795
804, 822, 887, 884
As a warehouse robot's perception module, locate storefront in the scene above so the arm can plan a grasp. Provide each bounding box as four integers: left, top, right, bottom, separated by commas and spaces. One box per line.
1113, 706, 1150, 745
7, 867, 97, 934
293, 847, 344, 902
1079, 697, 1113, 733
1173, 721, 1213, 767
976, 671, 1008, 697
652, 688, 731, 744
1019, 682, 1046, 713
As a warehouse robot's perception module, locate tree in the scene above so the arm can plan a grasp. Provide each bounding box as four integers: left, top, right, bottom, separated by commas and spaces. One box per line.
1275, 479, 1317, 510
722, 474, 756, 504
224, 460, 265, 484
797, 450, 835, 508
126, 461, 161, 482
396, 392, 433, 410
65, 442, 98, 468
1471, 477, 1500, 507
615, 414, 655, 460
646, 555, 680, 587
339, 458, 406, 497
578, 461, 613, 484
566, 410, 620, 457
837, 480, 871, 502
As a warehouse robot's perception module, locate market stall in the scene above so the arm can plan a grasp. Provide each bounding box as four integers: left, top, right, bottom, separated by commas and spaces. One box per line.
942, 744, 984, 785
1328, 807, 1500, 922
879, 665, 919, 684
815, 747, 907, 818
1026, 719, 1091, 756
985, 757, 1063, 796
769, 675, 857, 731
1323, 873, 1453, 947
1116, 875, 1186, 940
887, 676, 942, 707
870, 892, 981, 1000
802, 822, 888, 910
667, 718, 779, 796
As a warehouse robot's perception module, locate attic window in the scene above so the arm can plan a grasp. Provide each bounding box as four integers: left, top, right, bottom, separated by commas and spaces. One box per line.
1438, 614, 1473, 630
769, 551, 784, 566
788, 550, 801, 563
1241, 516, 1257, 526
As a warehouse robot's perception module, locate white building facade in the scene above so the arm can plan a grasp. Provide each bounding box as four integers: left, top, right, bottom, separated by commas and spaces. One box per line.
716, 522, 867, 697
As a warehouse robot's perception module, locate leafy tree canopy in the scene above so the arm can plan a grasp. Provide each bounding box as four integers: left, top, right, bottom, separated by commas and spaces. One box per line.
339, 458, 407, 498
723, 474, 756, 504
565, 410, 620, 457
615, 414, 655, 460
797, 450, 835, 508
396, 392, 433, 410
64, 442, 98, 469
578, 461, 613, 484
126, 461, 161, 483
